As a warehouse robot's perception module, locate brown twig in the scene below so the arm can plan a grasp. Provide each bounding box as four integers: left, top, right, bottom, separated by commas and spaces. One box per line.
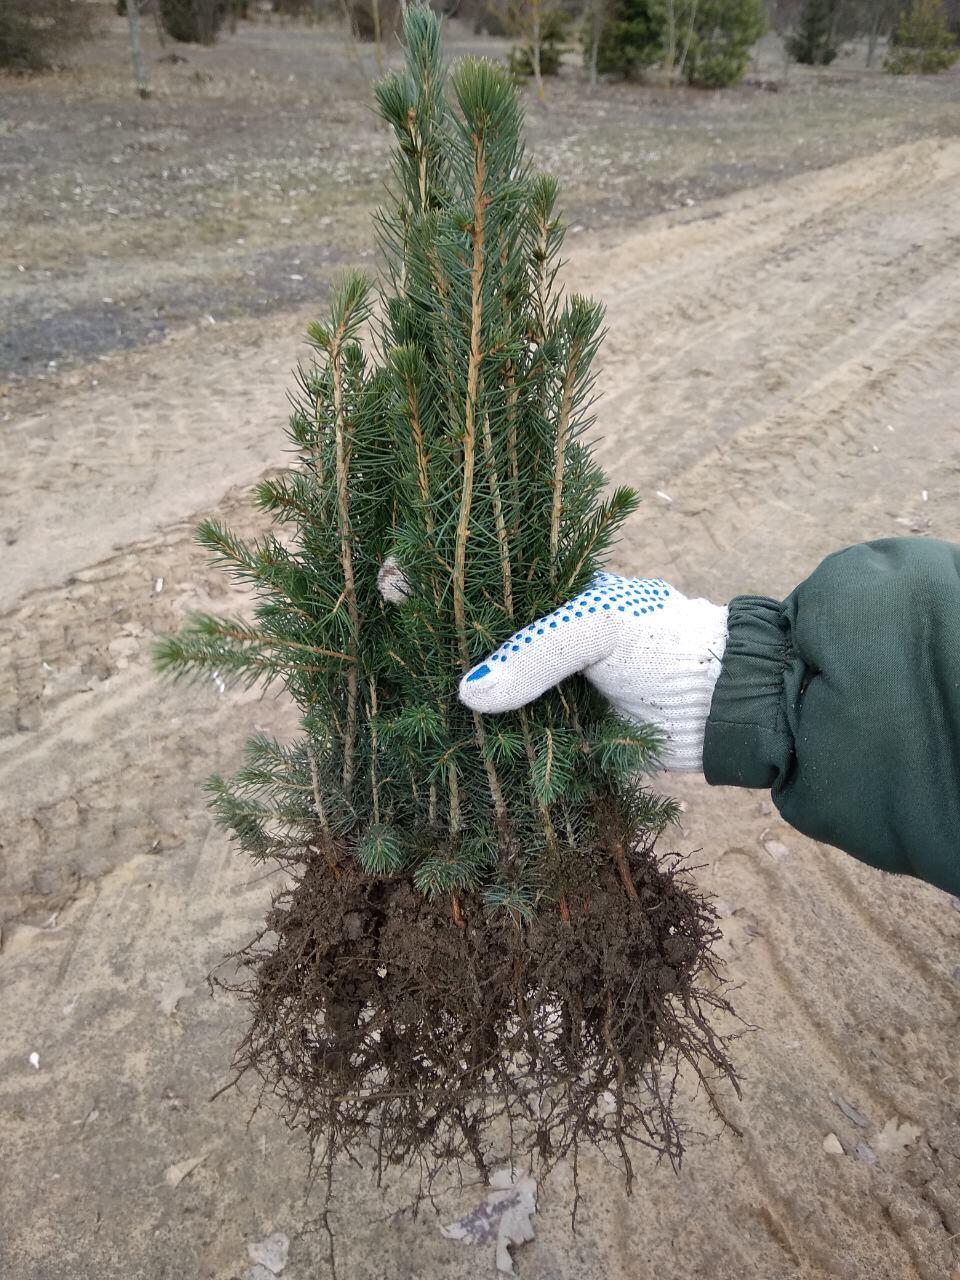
451, 894, 466, 929
612, 837, 639, 899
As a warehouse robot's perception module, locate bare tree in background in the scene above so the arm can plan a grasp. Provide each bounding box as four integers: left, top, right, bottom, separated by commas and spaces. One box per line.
587, 0, 606, 83
342, 0, 399, 70
126, 0, 150, 96
528, 0, 546, 99
654, 0, 700, 81
371, 0, 384, 69
861, 0, 897, 63
499, 0, 568, 97
661, 0, 678, 76
676, 0, 699, 75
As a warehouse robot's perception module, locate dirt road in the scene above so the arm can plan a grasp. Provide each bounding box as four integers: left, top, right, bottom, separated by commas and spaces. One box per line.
2, 136, 959, 1280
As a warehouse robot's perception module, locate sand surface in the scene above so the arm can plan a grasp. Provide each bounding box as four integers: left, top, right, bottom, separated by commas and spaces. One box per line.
2, 137, 960, 1280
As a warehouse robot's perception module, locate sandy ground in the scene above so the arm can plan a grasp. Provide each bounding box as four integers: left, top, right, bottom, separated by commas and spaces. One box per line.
2, 58, 960, 1280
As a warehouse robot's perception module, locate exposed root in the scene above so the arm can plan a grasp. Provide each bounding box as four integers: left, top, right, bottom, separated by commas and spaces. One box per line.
213, 833, 741, 1200
451, 893, 466, 930
612, 837, 639, 899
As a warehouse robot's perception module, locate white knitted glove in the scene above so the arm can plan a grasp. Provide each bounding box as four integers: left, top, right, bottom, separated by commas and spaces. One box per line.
458, 572, 729, 773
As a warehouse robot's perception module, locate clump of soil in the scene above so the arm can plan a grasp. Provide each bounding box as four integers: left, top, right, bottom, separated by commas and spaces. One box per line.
220, 831, 740, 1198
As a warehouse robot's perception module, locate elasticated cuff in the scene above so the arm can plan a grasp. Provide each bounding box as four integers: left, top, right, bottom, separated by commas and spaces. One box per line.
701, 595, 794, 790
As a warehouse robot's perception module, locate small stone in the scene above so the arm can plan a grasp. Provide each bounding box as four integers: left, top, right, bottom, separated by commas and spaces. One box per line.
763, 838, 790, 861
247, 1233, 289, 1275
854, 1142, 877, 1165
164, 1154, 206, 1187
823, 1132, 844, 1155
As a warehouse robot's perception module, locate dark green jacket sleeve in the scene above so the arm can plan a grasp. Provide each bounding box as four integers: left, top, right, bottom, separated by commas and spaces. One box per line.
702, 538, 960, 897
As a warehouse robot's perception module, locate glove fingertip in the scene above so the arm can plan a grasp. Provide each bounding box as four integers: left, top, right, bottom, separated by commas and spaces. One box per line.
458, 662, 529, 714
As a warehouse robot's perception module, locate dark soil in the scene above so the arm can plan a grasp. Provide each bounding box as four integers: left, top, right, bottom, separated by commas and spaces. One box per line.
223, 833, 739, 1204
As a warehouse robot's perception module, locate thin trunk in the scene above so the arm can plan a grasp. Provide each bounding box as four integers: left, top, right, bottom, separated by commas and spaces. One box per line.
589, 0, 602, 86
663, 0, 678, 82
447, 760, 461, 834
451, 137, 507, 825
307, 747, 341, 878
428, 248, 464, 433
331, 329, 360, 798
404, 374, 434, 535
549, 340, 583, 584
497, 245, 521, 512
827, 0, 839, 46
475, 409, 511, 824
368, 677, 380, 824
480, 410, 514, 620
532, 204, 551, 343
677, 0, 699, 78
337, 0, 368, 77
371, 0, 384, 72
866, 5, 882, 64
452, 138, 486, 666
126, 0, 150, 99
530, 0, 546, 102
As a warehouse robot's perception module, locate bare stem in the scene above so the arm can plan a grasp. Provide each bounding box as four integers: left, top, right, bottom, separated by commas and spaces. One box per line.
427, 247, 462, 429
549, 339, 583, 583
480, 409, 514, 619
368, 676, 380, 825
447, 760, 461, 835
331, 322, 361, 796
497, 243, 521, 510
307, 747, 340, 879
404, 372, 434, 535
452, 133, 486, 665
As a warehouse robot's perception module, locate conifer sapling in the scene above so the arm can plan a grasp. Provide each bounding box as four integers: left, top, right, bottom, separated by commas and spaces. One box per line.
157, 5, 738, 1197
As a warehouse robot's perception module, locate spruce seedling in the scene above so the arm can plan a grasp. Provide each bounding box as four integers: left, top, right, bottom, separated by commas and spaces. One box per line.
158, 5, 737, 1200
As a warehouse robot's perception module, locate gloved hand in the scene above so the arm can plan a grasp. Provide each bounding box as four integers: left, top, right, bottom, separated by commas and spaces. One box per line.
458, 572, 729, 772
